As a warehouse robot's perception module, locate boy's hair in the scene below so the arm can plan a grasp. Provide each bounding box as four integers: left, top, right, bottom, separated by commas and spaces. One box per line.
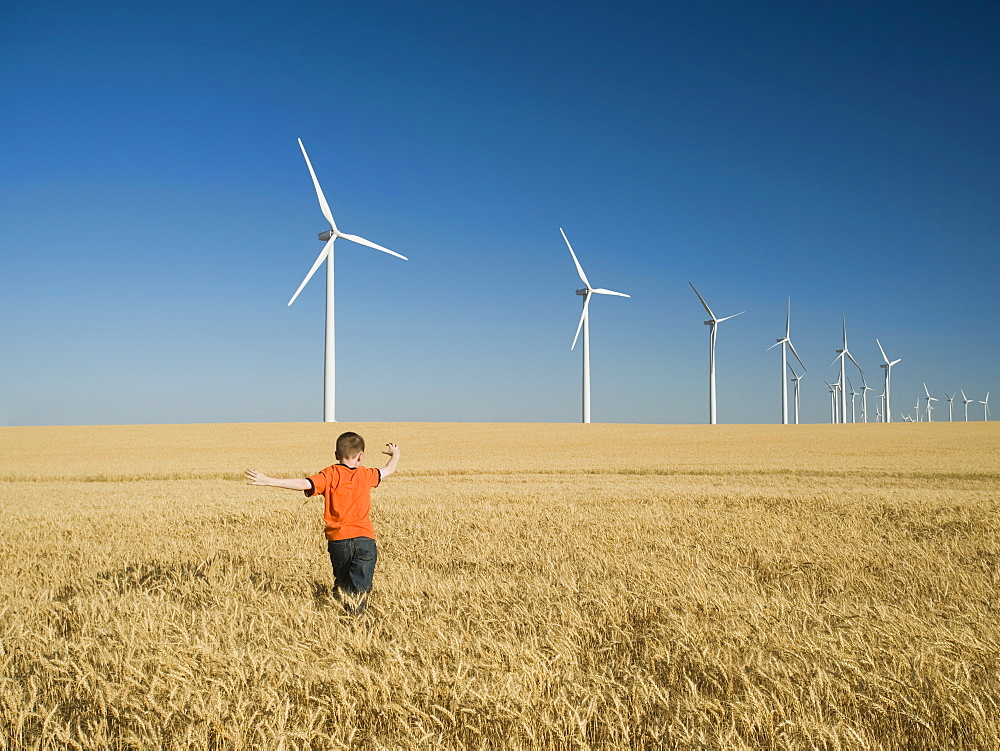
336, 431, 365, 459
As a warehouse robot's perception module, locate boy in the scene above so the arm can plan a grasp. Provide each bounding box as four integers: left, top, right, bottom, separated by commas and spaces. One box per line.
245, 432, 400, 614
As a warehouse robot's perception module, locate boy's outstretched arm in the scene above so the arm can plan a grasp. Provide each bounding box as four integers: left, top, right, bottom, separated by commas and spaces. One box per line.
245, 469, 311, 491
379, 443, 401, 479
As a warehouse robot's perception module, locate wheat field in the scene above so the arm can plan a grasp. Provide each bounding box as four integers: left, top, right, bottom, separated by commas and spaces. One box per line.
2, 421, 999, 749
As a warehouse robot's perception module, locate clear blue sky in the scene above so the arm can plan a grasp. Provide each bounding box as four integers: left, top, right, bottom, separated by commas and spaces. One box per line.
2, 1, 997, 426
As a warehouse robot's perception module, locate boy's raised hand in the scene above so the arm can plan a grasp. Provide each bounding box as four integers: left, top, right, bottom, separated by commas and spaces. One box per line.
245, 469, 271, 485
382, 443, 400, 456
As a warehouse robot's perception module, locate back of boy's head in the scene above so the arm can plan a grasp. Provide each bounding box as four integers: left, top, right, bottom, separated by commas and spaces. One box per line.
336, 431, 365, 460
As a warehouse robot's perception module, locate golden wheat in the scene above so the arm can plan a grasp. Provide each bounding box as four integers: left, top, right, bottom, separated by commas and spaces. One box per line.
2, 422, 999, 749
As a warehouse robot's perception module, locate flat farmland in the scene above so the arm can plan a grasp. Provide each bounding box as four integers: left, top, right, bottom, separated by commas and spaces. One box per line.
2, 422, 999, 749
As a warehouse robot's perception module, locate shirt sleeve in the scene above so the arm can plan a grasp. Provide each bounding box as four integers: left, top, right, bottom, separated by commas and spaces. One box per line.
368, 466, 381, 488
305, 468, 330, 497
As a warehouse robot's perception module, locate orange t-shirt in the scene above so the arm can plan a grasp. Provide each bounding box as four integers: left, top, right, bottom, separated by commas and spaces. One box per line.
305, 464, 381, 541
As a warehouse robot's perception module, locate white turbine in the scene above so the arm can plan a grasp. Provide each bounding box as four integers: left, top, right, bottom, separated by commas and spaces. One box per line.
788, 364, 805, 425
914, 397, 922, 423
288, 139, 407, 423
832, 315, 862, 423
848, 376, 859, 424
690, 282, 744, 425
562, 229, 630, 424
945, 392, 956, 422
923, 383, 938, 422
981, 392, 991, 421
962, 390, 974, 421
876, 338, 901, 424
825, 381, 838, 424
860, 373, 873, 423
766, 298, 805, 425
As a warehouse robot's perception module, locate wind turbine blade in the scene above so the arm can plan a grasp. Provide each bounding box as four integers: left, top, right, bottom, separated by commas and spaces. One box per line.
287, 238, 333, 306
876, 338, 890, 365
298, 139, 336, 231
846, 350, 862, 372
890, 358, 901, 366
830, 352, 844, 368
961, 389, 967, 400
560, 228, 592, 289
717, 311, 745, 323
785, 298, 791, 339
688, 282, 715, 320
788, 339, 806, 371
924, 383, 931, 398
766, 340, 782, 352
338, 232, 408, 260
571, 294, 591, 350
590, 288, 630, 298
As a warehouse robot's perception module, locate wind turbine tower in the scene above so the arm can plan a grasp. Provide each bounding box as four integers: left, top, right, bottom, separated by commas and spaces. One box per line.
982, 392, 991, 421
767, 298, 805, 424
562, 229, 630, 424
876, 339, 901, 423
945, 392, 956, 422
690, 283, 744, 425
288, 139, 408, 422
860, 373, 873, 423
962, 390, 973, 421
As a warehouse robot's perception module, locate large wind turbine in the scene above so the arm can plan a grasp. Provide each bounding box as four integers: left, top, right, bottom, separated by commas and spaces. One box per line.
832, 315, 862, 423
562, 229, 630, 424
690, 283, 744, 425
288, 138, 408, 422
923, 383, 938, 422
848, 376, 859, 424
766, 298, 805, 424
876, 338, 901, 423
962, 390, 973, 421
981, 392, 991, 421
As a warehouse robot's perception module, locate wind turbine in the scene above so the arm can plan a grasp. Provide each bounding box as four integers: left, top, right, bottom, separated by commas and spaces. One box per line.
832, 315, 863, 424
876, 339, 901, 423
914, 397, 922, 423
825, 381, 838, 424
848, 376, 859, 424
766, 298, 805, 424
945, 392, 956, 422
788, 364, 805, 425
288, 138, 408, 423
962, 390, 974, 421
981, 392, 991, 421
562, 229, 630, 424
876, 392, 884, 423
690, 283, 744, 425
923, 384, 938, 422
860, 373, 873, 423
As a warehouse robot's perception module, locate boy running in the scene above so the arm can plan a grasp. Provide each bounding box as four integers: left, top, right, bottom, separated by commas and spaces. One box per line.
245, 431, 399, 613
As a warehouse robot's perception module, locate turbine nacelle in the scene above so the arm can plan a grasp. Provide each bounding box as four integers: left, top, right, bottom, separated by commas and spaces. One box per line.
318, 230, 335, 241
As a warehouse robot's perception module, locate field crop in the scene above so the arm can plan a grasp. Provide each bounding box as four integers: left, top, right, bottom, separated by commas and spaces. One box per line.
2, 421, 999, 749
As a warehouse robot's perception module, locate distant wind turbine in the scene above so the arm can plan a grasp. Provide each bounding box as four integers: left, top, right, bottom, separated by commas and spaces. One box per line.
832, 315, 863, 424
945, 392, 956, 422
923, 383, 938, 422
848, 376, 859, 424
288, 138, 408, 422
788, 364, 805, 425
981, 392, 991, 421
690, 283, 744, 425
860, 373, 873, 423
825, 381, 838, 424
962, 390, 974, 422
562, 229, 630, 424
876, 339, 901, 424
767, 298, 805, 425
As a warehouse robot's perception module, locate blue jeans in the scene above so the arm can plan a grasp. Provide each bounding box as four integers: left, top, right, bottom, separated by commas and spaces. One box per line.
327, 537, 377, 613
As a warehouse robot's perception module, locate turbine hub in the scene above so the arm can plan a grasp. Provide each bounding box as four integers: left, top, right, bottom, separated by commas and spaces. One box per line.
318, 230, 335, 242
576, 289, 588, 296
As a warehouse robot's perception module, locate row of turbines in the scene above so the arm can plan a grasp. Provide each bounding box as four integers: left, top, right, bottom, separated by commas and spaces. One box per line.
287, 139, 991, 425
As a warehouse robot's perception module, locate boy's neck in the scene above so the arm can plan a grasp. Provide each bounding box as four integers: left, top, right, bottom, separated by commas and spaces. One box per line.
338, 454, 363, 469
